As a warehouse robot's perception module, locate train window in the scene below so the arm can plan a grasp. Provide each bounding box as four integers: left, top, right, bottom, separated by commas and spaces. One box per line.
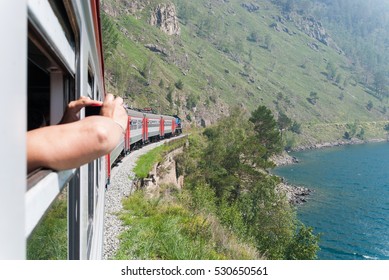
27, 0, 77, 130
87, 66, 94, 99
27, 35, 75, 136
26, 0, 78, 259
27, 40, 51, 130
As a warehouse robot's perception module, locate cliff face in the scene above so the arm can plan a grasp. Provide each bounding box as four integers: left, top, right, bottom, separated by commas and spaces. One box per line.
149, 2, 181, 36
287, 12, 343, 54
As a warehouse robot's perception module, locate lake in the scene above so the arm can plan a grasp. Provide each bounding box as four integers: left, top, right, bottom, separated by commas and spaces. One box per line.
273, 142, 389, 260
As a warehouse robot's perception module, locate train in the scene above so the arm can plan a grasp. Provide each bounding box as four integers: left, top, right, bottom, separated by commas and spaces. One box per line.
0, 0, 181, 260
107, 108, 182, 184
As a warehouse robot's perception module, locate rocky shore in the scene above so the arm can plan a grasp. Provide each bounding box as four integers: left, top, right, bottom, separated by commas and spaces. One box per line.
271, 152, 312, 205
278, 182, 312, 205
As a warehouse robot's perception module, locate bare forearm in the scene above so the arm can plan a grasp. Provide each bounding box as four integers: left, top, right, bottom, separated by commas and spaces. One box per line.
27, 116, 123, 172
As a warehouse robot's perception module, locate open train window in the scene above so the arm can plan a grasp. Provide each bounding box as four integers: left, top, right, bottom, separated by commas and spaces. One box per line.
26, 0, 78, 259
27, 0, 77, 132
27, 40, 75, 131
27, 40, 51, 130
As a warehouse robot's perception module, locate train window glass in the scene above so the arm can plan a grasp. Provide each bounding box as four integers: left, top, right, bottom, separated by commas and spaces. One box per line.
28, 0, 76, 75
87, 65, 94, 99
48, 0, 75, 51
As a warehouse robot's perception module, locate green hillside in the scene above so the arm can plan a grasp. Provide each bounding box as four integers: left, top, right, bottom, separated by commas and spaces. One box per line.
101, 0, 389, 148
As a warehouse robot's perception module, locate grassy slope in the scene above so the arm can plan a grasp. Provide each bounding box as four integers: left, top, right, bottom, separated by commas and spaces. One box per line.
102, 0, 389, 146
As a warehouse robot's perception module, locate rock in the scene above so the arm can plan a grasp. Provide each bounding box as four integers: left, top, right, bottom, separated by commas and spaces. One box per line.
308, 42, 319, 51
287, 12, 343, 54
278, 182, 312, 205
271, 151, 298, 166
241, 3, 260, 13
144, 44, 169, 56
150, 2, 180, 36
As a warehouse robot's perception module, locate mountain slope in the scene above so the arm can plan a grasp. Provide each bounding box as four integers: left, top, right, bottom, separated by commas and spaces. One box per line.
101, 0, 389, 147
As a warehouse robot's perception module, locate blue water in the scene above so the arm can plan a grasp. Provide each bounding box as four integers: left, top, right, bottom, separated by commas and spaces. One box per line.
273, 142, 389, 260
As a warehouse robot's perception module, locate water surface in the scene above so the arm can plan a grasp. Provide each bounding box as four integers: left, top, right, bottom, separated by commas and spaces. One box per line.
274, 142, 389, 260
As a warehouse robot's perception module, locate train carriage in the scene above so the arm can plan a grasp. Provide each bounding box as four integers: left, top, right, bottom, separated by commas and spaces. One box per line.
162, 114, 176, 136
1, 0, 107, 260
125, 109, 144, 152
145, 113, 161, 140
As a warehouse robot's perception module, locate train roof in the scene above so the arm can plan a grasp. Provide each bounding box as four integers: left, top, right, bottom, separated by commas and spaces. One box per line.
126, 108, 145, 118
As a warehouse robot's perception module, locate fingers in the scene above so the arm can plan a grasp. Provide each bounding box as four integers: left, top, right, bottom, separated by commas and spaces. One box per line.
73, 96, 102, 109
103, 94, 123, 106
104, 93, 115, 103
100, 94, 128, 132
114, 96, 124, 106
68, 96, 102, 112
60, 96, 103, 124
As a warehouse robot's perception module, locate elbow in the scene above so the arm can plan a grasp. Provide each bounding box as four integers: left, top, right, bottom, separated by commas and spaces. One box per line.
95, 125, 115, 154
93, 120, 121, 155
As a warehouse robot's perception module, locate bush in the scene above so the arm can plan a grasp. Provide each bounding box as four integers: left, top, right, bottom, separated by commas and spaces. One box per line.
175, 79, 184, 90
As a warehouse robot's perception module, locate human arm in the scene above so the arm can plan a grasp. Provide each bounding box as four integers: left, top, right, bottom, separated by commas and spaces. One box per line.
27, 94, 128, 172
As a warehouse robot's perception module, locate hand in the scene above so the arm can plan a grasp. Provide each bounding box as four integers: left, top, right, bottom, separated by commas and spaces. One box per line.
60, 96, 103, 124
100, 94, 128, 132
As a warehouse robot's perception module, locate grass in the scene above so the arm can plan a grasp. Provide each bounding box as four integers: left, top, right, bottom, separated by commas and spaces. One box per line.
114, 187, 261, 260
133, 137, 187, 178
27, 193, 68, 260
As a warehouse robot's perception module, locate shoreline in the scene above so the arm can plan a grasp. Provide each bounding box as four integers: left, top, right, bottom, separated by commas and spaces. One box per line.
290, 137, 387, 153
272, 137, 387, 205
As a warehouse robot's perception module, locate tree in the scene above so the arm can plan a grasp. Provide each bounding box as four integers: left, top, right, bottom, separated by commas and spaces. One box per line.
373, 71, 387, 98
158, 79, 165, 88
264, 34, 273, 51
344, 122, 359, 139
181, 109, 320, 259
326, 62, 337, 81
186, 94, 198, 109
290, 121, 302, 134
285, 224, 320, 260
166, 88, 173, 105
247, 31, 260, 43
249, 105, 282, 158
356, 128, 365, 140
335, 73, 342, 85
278, 112, 292, 138
307, 91, 319, 105
175, 79, 184, 90
384, 123, 389, 140
366, 100, 373, 111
